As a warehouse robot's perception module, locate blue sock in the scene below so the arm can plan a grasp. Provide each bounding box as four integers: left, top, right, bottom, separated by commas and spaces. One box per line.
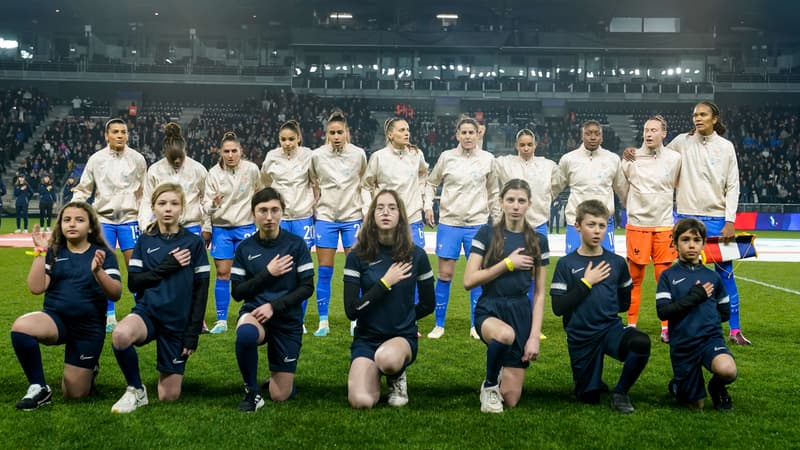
485, 340, 510, 387
113, 345, 143, 389
615, 350, 650, 394
434, 280, 452, 327
106, 300, 115, 316
236, 324, 260, 392
469, 287, 482, 328
716, 262, 741, 331
215, 279, 231, 321
316, 266, 333, 320
11, 331, 46, 386
301, 299, 308, 323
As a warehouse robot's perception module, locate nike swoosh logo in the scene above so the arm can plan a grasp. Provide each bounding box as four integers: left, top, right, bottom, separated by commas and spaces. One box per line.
172, 358, 185, 364
714, 347, 726, 352
283, 356, 297, 363
368, 259, 383, 266
248, 254, 262, 261
55, 257, 69, 262
672, 278, 686, 285
79, 354, 95, 360
147, 247, 160, 254
571, 267, 585, 274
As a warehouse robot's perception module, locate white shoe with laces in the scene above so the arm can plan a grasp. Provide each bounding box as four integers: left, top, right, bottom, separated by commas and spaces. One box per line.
480, 382, 504, 413
387, 372, 409, 407
111, 386, 148, 414
427, 326, 445, 339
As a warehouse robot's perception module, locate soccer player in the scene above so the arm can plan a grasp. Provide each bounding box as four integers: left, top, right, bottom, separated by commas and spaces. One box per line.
363, 117, 429, 248
656, 218, 738, 410
38, 175, 57, 232
310, 111, 367, 337
551, 200, 650, 414
232, 188, 315, 412
344, 189, 435, 409
493, 130, 559, 238
552, 120, 626, 254
72, 118, 147, 332
667, 102, 749, 345
11, 202, 122, 410
139, 122, 209, 237
424, 116, 499, 340
204, 132, 263, 334
620, 116, 681, 342
261, 120, 316, 331
464, 179, 548, 413
110, 183, 210, 413
494, 129, 558, 339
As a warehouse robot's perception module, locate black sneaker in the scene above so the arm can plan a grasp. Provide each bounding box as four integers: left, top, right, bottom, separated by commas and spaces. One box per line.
16, 384, 53, 411
610, 392, 635, 414
238, 387, 264, 412
709, 381, 733, 411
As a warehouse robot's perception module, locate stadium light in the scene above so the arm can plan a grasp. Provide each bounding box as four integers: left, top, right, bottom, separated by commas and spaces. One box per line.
518, 69, 524, 76
436, 14, 459, 20
309, 65, 318, 73
294, 67, 302, 75
634, 69, 640, 76
694, 69, 700, 74
457, 64, 463, 71
20, 49, 33, 59
498, 68, 505, 74
667, 69, 674, 75
470, 73, 476, 79
661, 70, 666, 75
0, 38, 19, 49
372, 64, 378, 70
330, 12, 353, 19
676, 67, 682, 74
619, 69, 625, 75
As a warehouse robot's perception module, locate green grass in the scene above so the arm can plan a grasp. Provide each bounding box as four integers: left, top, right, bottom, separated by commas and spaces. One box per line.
1, 221, 799, 449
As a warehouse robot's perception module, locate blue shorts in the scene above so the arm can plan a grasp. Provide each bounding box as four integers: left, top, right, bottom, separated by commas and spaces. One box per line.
350, 336, 418, 370
210, 224, 256, 260
436, 223, 483, 259
410, 221, 425, 248
669, 336, 733, 404
239, 308, 303, 373
475, 295, 532, 369
101, 222, 140, 251
315, 219, 361, 249
281, 217, 315, 249
567, 323, 632, 400
184, 225, 202, 236
44, 309, 104, 370
132, 308, 188, 375
676, 215, 725, 236
565, 216, 615, 254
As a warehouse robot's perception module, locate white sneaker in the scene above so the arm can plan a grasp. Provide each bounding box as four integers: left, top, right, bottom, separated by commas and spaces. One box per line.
302, 324, 307, 334
209, 320, 228, 334
45, 227, 51, 232
480, 382, 504, 413
350, 320, 357, 336
14, 229, 21, 234
427, 326, 445, 339
387, 372, 408, 407
111, 386, 148, 413
470, 327, 480, 340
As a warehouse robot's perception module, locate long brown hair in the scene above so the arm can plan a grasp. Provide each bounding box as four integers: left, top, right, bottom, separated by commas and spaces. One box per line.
356, 189, 415, 263
218, 131, 241, 168
163, 122, 186, 164
383, 116, 419, 153
280, 120, 303, 145
49, 201, 110, 257
483, 179, 541, 269
146, 183, 186, 234
325, 111, 350, 146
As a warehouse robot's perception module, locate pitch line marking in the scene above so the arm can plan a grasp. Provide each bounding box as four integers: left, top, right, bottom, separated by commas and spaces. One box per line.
737, 276, 800, 296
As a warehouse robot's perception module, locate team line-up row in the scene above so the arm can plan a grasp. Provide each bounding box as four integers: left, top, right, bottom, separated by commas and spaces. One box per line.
11, 101, 743, 414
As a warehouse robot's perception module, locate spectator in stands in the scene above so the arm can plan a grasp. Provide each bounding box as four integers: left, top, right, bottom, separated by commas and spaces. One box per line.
62, 176, 77, 203
0, 176, 6, 229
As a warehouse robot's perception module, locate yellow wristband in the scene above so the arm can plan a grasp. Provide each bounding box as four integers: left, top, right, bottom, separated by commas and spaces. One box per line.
25, 247, 48, 257
380, 278, 391, 290
504, 257, 514, 272
580, 278, 592, 289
